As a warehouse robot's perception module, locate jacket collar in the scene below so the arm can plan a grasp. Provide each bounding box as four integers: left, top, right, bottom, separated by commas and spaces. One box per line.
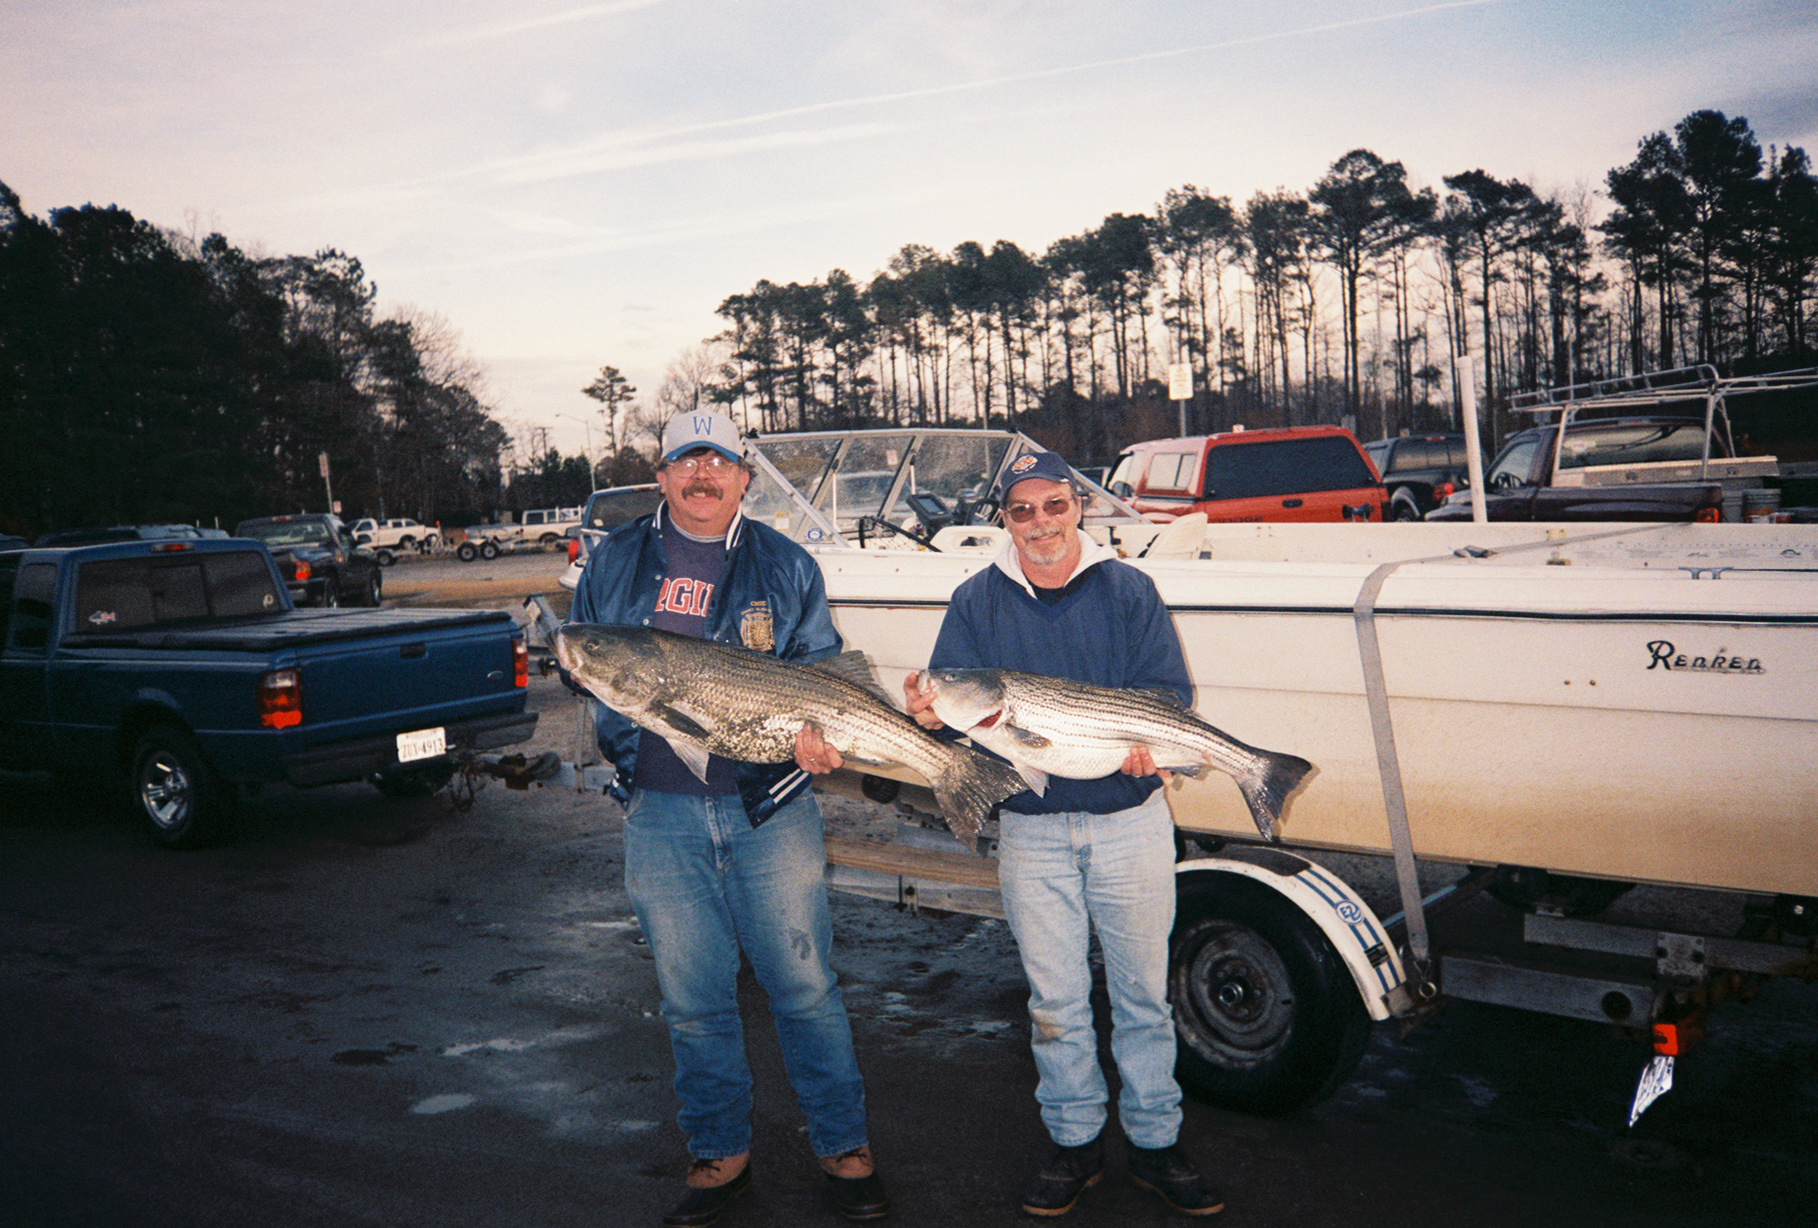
654, 499, 746, 548
991, 531, 1115, 599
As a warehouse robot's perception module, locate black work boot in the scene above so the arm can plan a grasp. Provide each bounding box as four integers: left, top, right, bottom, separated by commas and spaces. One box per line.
1127, 1142, 1224, 1216
1019, 1135, 1104, 1217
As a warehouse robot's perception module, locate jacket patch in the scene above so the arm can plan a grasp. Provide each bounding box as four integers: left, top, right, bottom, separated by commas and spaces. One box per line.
740, 601, 775, 652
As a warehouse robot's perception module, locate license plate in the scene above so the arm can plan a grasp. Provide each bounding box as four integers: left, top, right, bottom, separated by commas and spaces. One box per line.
396, 727, 447, 763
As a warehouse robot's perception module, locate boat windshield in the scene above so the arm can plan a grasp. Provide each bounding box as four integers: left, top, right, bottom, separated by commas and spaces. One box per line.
744, 428, 1141, 547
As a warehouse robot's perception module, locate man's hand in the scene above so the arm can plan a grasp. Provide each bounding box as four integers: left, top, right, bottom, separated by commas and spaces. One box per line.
902, 672, 945, 730
1121, 745, 1171, 781
795, 723, 843, 775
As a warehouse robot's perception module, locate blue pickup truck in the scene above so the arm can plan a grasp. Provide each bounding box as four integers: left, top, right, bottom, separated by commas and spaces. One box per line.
0, 537, 536, 847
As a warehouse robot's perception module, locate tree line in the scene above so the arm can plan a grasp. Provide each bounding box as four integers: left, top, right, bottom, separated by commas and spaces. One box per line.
660, 107, 1815, 462
0, 181, 510, 539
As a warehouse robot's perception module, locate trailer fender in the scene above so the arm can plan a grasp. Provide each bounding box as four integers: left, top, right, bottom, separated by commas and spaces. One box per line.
1175, 850, 1406, 1021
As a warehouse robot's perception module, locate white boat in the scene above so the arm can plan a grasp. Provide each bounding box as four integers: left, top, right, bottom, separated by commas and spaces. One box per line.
745, 429, 1818, 899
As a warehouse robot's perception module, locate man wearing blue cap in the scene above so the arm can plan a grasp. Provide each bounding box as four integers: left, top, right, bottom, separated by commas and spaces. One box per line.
568, 409, 886, 1226
901, 449, 1223, 1218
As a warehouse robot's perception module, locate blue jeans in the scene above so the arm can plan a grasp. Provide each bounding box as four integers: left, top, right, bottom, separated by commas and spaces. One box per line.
997, 792, 1182, 1149
622, 789, 868, 1161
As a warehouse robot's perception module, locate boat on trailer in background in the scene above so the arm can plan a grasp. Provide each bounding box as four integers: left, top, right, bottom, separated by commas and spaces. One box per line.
727, 424, 1818, 1119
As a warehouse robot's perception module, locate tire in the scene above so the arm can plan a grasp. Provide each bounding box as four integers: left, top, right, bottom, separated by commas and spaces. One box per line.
539, 533, 559, 550
319, 578, 340, 608
375, 547, 397, 567
397, 536, 416, 551
1391, 498, 1423, 522
1170, 874, 1371, 1115
363, 571, 383, 607
129, 725, 233, 848
372, 761, 456, 798
422, 534, 440, 552
479, 540, 500, 560
456, 541, 478, 562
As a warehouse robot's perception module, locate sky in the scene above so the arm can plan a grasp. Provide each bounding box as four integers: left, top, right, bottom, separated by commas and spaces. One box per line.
5, 0, 1818, 462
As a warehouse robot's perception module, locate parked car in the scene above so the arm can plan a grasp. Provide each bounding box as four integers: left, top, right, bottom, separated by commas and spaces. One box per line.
0, 538, 534, 846
1361, 434, 1478, 521
34, 524, 208, 546
1425, 416, 1756, 522
232, 513, 382, 607
559, 484, 664, 588
1107, 426, 1387, 523
349, 517, 440, 563
0, 533, 27, 553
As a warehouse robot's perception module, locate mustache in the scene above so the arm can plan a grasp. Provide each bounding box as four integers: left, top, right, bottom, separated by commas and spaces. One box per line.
682, 481, 724, 499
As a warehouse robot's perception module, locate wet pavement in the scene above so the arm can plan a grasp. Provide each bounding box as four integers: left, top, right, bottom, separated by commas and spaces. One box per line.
2, 660, 1814, 1228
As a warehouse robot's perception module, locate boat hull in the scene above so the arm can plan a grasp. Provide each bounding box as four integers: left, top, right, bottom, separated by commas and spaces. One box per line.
815, 530, 1818, 898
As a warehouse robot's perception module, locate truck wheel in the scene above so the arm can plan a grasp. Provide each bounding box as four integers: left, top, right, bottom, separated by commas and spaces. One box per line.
375, 547, 397, 567
1391, 498, 1423, 522
321, 580, 340, 608
363, 572, 383, 607
372, 762, 457, 798
479, 540, 500, 560
129, 725, 233, 848
455, 541, 478, 562
539, 533, 559, 550
1170, 875, 1371, 1115
398, 535, 416, 551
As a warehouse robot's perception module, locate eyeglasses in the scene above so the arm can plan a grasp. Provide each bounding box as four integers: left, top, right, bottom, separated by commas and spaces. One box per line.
1004, 495, 1076, 524
666, 452, 740, 474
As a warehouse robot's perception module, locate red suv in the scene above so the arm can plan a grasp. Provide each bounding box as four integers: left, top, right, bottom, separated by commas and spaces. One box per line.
1107, 426, 1387, 523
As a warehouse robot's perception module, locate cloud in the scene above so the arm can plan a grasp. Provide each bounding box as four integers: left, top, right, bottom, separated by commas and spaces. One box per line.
417, 0, 675, 47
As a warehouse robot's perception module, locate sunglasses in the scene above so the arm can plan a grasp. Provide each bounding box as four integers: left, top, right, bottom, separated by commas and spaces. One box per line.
1004, 495, 1076, 524
666, 452, 740, 474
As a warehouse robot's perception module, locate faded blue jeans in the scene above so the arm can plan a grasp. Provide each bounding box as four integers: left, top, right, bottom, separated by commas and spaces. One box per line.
997, 792, 1182, 1150
622, 789, 869, 1161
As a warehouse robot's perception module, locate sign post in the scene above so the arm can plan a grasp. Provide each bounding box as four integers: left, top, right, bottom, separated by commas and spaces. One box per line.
1168, 362, 1193, 435
318, 451, 334, 516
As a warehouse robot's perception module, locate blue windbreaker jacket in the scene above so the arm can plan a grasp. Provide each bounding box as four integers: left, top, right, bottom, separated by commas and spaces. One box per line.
566, 501, 842, 826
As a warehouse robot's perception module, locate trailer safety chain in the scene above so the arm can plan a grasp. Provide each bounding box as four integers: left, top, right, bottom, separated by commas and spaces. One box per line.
445, 756, 489, 812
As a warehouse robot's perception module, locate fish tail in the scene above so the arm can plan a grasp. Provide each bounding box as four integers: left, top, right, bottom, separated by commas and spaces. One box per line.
929, 753, 1026, 846
1235, 751, 1315, 842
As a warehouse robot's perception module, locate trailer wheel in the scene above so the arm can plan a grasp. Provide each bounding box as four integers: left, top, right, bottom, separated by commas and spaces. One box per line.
455, 541, 478, 562
1170, 874, 1370, 1115
479, 540, 500, 560
129, 724, 234, 848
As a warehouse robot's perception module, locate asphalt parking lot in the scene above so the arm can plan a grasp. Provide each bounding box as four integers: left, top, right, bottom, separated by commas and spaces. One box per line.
2, 559, 1813, 1228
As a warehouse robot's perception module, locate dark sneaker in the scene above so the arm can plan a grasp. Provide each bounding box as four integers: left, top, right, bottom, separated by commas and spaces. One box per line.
821, 1146, 889, 1221
662, 1158, 751, 1228
1127, 1143, 1224, 1216
1020, 1136, 1104, 1217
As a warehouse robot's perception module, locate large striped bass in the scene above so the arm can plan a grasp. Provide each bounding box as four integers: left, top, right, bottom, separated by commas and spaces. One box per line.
555, 624, 1026, 841
917, 666, 1315, 841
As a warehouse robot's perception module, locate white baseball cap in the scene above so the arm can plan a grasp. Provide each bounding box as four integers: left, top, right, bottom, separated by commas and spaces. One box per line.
661, 411, 745, 463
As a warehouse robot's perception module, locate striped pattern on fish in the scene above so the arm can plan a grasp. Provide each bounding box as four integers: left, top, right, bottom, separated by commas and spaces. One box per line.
555, 624, 1025, 841
918, 666, 1315, 841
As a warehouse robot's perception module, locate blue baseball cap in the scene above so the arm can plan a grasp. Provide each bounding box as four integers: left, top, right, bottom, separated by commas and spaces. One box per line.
994, 449, 1076, 500
661, 411, 745, 463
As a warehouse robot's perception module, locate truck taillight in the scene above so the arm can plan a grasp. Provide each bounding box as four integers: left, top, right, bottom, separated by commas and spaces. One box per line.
1695, 507, 1721, 523
293, 560, 312, 581
258, 669, 302, 728
513, 636, 528, 688
567, 538, 581, 563
1434, 481, 1455, 501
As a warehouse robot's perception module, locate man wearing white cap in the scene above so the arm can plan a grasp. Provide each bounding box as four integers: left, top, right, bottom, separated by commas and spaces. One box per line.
568, 409, 886, 1226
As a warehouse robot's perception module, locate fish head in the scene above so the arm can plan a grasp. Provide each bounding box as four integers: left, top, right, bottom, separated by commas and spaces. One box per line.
919, 667, 1010, 732
554, 624, 667, 711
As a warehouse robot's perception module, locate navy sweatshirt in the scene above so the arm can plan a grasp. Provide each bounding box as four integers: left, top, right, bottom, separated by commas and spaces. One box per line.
928, 554, 1192, 816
